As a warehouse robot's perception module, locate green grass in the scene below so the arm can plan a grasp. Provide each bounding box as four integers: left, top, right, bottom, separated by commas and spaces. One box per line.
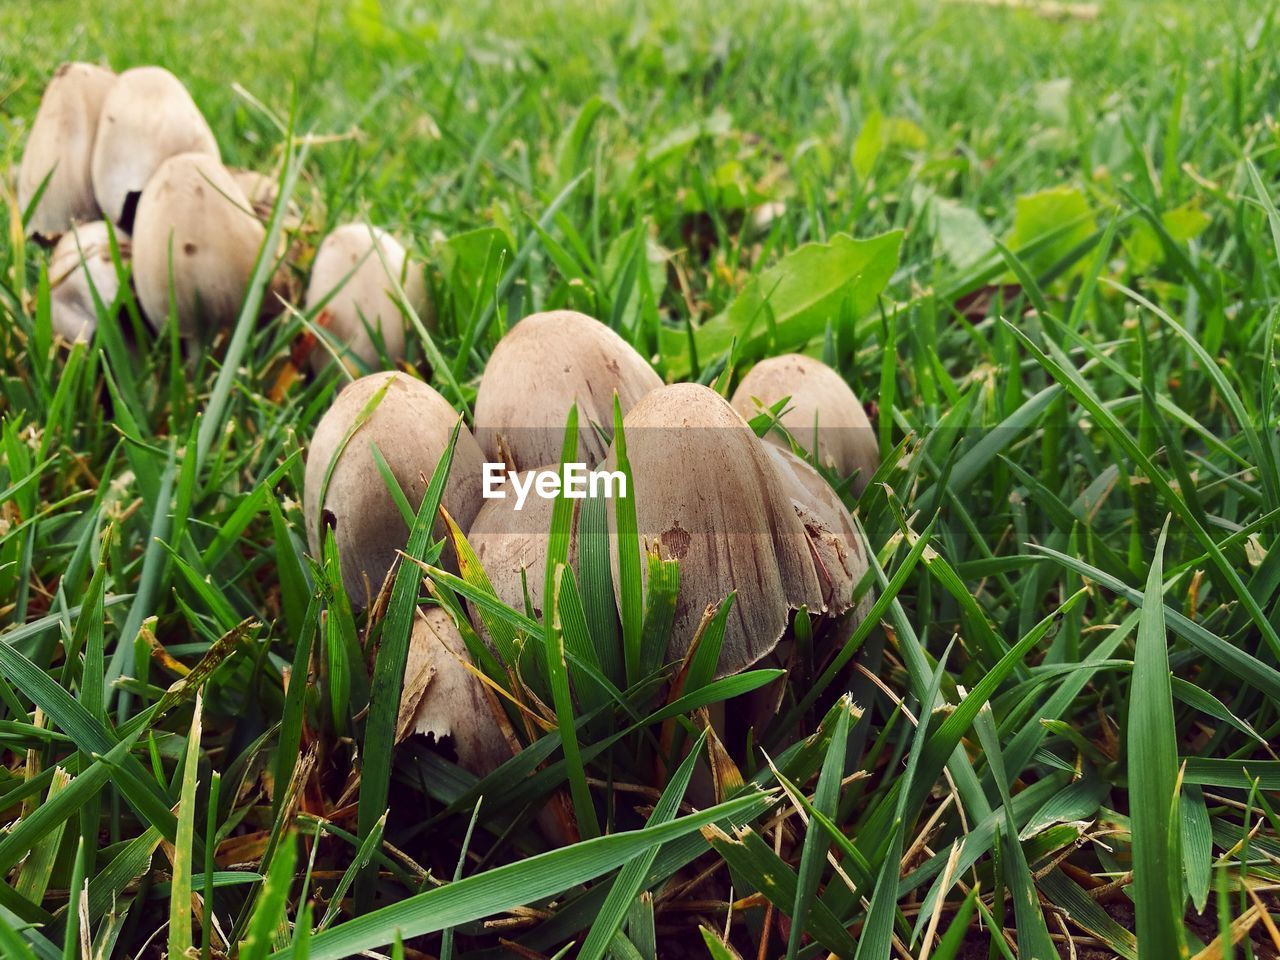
2, 0, 1280, 956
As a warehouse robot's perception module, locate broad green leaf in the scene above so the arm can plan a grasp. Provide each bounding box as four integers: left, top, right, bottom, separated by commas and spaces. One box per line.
1004, 185, 1095, 281
659, 232, 901, 376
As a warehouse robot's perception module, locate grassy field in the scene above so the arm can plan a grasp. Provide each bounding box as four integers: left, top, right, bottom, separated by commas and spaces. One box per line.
2, 0, 1280, 957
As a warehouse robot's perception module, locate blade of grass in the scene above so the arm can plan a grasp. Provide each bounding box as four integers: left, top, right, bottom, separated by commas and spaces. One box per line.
1127, 519, 1188, 958
786, 700, 850, 959
167, 693, 203, 960
272, 791, 770, 960
578, 730, 709, 960
354, 419, 461, 911
611, 395, 644, 686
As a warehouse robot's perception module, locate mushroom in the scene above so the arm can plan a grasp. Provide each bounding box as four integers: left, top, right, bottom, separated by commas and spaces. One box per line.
303, 223, 427, 374
91, 66, 219, 230
397, 607, 512, 775
764, 443, 871, 619
130, 152, 266, 336
605, 383, 823, 678
474, 310, 662, 472
228, 168, 285, 221
17, 62, 116, 240
48, 221, 128, 343
399, 606, 575, 847
303, 371, 486, 606
730, 353, 879, 494
466, 468, 579, 624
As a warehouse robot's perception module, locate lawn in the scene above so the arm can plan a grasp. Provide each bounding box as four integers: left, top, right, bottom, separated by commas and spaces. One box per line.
1, 0, 1279, 957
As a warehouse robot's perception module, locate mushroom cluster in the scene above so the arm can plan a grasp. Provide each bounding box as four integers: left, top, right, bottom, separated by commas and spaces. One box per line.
18, 63, 424, 365
21, 62, 881, 782
299, 308, 879, 780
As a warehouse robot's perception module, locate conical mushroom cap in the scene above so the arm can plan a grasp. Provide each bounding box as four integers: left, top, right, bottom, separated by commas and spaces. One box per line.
606, 383, 823, 678
466, 467, 579, 625
731, 353, 879, 494
764, 444, 870, 619
304, 223, 426, 374
474, 310, 662, 471
131, 152, 263, 336
18, 62, 116, 240
397, 607, 512, 776
48, 220, 128, 343
303, 371, 486, 607
91, 66, 219, 228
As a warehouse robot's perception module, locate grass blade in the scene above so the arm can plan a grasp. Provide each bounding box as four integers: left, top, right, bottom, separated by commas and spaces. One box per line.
1127, 519, 1187, 958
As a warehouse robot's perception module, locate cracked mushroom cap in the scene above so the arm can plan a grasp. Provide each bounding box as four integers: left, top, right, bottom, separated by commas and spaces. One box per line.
397, 607, 512, 776
605, 382, 823, 678
730, 353, 879, 494
303, 371, 486, 606
90, 66, 219, 229
466, 467, 580, 626
474, 310, 662, 471
48, 221, 128, 343
18, 62, 116, 241
131, 152, 265, 336
303, 223, 427, 374
765, 444, 871, 620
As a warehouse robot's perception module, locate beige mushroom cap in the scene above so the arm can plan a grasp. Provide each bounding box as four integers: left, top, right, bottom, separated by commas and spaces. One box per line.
18, 62, 116, 240
397, 607, 512, 776
228, 168, 286, 222
466, 467, 580, 626
304, 223, 427, 374
91, 66, 219, 227
48, 221, 128, 343
765, 444, 871, 619
606, 382, 823, 678
130, 152, 263, 336
731, 353, 879, 494
474, 310, 662, 472
303, 371, 486, 606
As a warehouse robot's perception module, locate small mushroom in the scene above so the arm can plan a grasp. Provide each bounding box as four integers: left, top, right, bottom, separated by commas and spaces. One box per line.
466, 468, 579, 624
303, 223, 427, 374
17, 62, 116, 240
130, 152, 265, 336
474, 310, 662, 471
730, 353, 879, 494
400, 606, 575, 847
605, 383, 823, 678
303, 371, 486, 606
228, 168, 286, 222
397, 607, 512, 776
764, 443, 870, 618
91, 66, 219, 229
48, 221, 128, 343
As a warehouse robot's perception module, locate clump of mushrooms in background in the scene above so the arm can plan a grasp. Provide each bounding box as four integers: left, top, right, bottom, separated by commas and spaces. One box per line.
17, 60, 424, 370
